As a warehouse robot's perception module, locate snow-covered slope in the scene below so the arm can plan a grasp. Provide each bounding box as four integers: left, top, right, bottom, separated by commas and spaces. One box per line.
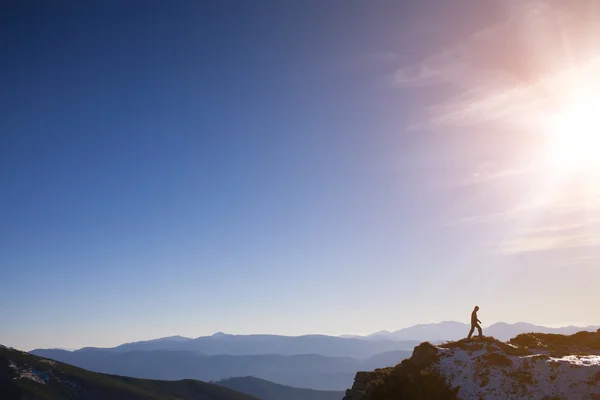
344, 329, 600, 400
437, 337, 600, 399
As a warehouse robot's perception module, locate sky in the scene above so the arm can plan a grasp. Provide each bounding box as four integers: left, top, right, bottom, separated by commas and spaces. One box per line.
1, 0, 599, 351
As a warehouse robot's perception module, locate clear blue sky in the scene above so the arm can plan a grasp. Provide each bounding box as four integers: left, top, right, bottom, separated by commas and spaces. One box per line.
2, 0, 599, 351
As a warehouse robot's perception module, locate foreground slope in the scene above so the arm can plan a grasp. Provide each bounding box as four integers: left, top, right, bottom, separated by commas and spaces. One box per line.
216, 377, 344, 400
344, 329, 600, 400
0, 345, 257, 400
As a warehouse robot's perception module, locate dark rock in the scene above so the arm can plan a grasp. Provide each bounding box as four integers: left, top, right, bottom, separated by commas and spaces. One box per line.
343, 368, 394, 400
411, 342, 438, 367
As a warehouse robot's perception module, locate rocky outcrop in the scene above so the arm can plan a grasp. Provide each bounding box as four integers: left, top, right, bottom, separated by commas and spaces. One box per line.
343, 342, 443, 400
343, 369, 392, 400
344, 330, 600, 400
410, 342, 438, 367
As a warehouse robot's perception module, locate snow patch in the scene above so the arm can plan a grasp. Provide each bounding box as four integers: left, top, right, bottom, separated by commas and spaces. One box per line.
550, 355, 600, 366
435, 343, 600, 400
8, 360, 50, 385
37, 358, 56, 366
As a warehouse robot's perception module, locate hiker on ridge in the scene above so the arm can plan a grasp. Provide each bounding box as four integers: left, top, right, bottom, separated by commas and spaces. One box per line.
468, 305, 483, 339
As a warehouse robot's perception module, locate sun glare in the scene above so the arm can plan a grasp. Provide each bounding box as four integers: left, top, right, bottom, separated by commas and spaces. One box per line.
550, 90, 600, 171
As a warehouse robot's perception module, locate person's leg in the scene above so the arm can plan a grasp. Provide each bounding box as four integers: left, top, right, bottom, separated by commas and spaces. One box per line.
468, 325, 475, 339
477, 324, 483, 337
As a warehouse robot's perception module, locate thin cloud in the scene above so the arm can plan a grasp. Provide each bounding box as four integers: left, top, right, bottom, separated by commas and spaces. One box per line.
457, 164, 532, 187
450, 189, 600, 254
391, 50, 464, 87
391, 1, 541, 90
430, 58, 600, 128
391, 0, 600, 129
553, 256, 600, 267
450, 191, 600, 227
499, 233, 600, 254
448, 199, 556, 226
524, 219, 600, 235
494, 208, 600, 254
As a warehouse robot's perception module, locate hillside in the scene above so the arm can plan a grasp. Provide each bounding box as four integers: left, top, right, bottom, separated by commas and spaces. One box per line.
343, 329, 600, 400
0, 344, 257, 400
31, 348, 411, 390
216, 377, 344, 400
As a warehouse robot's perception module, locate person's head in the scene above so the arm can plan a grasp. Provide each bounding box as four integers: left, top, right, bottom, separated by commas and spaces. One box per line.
474, 306, 479, 311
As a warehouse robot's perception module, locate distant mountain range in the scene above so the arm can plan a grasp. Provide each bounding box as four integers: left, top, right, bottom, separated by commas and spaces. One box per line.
42, 323, 598, 356
30, 347, 412, 390
216, 377, 344, 400
75, 332, 418, 358
348, 321, 600, 342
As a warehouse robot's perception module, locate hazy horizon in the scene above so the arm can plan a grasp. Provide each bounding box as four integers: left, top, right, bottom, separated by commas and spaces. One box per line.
12, 319, 600, 352
2, 0, 599, 352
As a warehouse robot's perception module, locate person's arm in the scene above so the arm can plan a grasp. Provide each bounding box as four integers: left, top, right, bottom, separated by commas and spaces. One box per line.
477, 319, 481, 323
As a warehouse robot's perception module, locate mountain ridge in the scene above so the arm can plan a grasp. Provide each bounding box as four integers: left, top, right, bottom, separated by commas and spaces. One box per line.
39, 334, 418, 359
350, 321, 600, 342
36, 322, 599, 353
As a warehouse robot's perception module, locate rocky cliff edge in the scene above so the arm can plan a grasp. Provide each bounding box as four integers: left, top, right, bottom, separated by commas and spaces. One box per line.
344, 329, 600, 400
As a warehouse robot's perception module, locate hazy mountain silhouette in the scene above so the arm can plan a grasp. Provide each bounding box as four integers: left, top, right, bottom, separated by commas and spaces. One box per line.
73, 333, 418, 359
352, 322, 600, 342
30, 348, 411, 390
109, 335, 193, 352
367, 321, 469, 341
216, 376, 344, 400
485, 322, 600, 341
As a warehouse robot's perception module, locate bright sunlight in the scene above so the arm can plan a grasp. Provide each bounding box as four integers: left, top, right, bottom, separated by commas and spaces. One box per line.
549, 88, 600, 171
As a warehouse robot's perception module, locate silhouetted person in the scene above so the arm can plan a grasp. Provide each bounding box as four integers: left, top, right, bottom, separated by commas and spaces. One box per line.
468, 305, 483, 339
